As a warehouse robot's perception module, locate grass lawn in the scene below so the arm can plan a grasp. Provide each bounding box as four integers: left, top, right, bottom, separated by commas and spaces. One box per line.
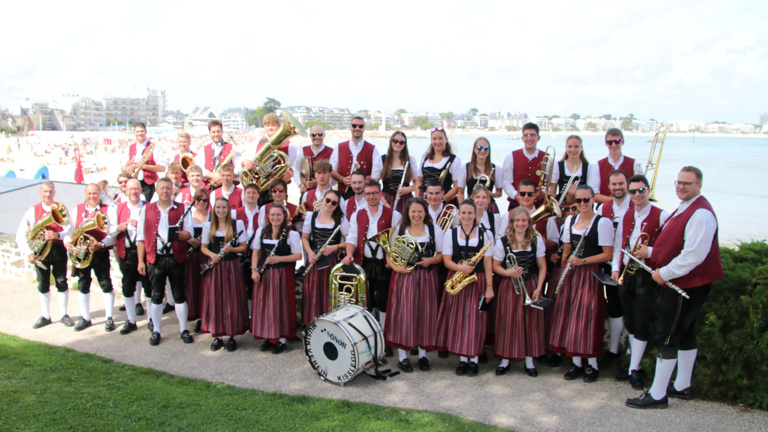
0, 333, 509, 431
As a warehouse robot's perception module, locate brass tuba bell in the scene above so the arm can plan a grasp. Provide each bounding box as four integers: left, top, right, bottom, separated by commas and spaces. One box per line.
329, 262, 368, 310
67, 213, 109, 269
530, 193, 562, 225
27, 203, 70, 262
370, 227, 423, 270
240, 113, 305, 192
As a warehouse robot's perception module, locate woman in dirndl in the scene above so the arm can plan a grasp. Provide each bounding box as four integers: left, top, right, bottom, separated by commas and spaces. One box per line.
301, 189, 349, 325
200, 197, 249, 352
185, 188, 210, 333
251, 204, 302, 354
465, 137, 504, 214
549, 185, 614, 383
417, 127, 465, 207
492, 207, 547, 377
380, 131, 419, 215
471, 185, 501, 352
384, 198, 444, 373
435, 199, 494, 377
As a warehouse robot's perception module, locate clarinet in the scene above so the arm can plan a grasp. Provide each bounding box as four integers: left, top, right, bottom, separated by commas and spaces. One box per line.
200, 230, 244, 275
257, 227, 289, 275
303, 225, 342, 276
551, 230, 587, 295
392, 160, 409, 211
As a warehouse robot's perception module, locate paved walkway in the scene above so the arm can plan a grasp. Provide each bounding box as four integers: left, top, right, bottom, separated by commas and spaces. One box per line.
1, 279, 766, 431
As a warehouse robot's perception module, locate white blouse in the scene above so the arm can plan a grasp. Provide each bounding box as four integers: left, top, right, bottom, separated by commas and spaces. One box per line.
492, 235, 546, 261
251, 228, 302, 253
442, 226, 493, 257
201, 219, 247, 245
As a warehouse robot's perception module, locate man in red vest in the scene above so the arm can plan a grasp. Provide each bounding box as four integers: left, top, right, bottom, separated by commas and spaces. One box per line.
341, 171, 367, 221
137, 177, 195, 346
331, 117, 383, 199
119, 123, 166, 201
596, 129, 643, 204
297, 124, 334, 193
194, 119, 242, 190
175, 164, 206, 207
64, 183, 116, 332
108, 178, 151, 335
15, 181, 74, 329
596, 170, 631, 228
343, 180, 402, 343
627, 166, 723, 409
502, 122, 546, 211
209, 163, 243, 210
610, 174, 669, 390
300, 160, 333, 213
173, 131, 194, 185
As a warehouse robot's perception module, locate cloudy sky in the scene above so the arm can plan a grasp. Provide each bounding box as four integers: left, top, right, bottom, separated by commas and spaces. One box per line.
3, 0, 765, 124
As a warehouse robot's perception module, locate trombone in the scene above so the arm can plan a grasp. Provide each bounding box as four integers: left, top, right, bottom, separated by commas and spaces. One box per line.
645, 124, 667, 202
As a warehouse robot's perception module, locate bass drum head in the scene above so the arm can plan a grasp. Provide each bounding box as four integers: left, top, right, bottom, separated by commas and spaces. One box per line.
304, 305, 383, 385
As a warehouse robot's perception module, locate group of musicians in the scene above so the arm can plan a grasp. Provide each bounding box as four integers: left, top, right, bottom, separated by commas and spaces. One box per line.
17, 118, 722, 409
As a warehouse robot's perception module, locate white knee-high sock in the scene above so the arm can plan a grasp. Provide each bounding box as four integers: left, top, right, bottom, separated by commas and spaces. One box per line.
39, 292, 51, 319
379, 312, 386, 331
136, 283, 142, 304
587, 357, 598, 370
58, 291, 68, 317
629, 338, 648, 373
649, 358, 677, 400
150, 303, 163, 335
470, 356, 479, 363
627, 333, 635, 355
398, 349, 408, 361
79, 292, 91, 320
460, 356, 468, 362
279, 337, 286, 344
165, 282, 175, 306
609, 316, 624, 354
674, 349, 698, 390
103, 291, 115, 318
175, 302, 188, 332
124, 295, 136, 324
499, 359, 510, 368
418, 347, 427, 358
572, 356, 583, 367
525, 356, 535, 369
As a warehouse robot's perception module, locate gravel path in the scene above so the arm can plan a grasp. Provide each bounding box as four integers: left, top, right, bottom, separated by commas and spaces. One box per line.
2, 279, 766, 431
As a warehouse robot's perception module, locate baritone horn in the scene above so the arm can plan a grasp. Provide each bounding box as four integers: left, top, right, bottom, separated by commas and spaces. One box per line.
645, 124, 667, 202
27, 203, 70, 262
240, 113, 305, 192
67, 213, 109, 269
535, 146, 556, 193
436, 204, 457, 232
329, 263, 368, 310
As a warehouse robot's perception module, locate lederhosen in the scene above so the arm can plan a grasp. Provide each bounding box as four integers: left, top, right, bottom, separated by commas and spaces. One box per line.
363, 238, 392, 313
115, 202, 151, 299
144, 204, 187, 305
302, 212, 343, 325
74, 204, 113, 295
422, 154, 457, 206
556, 161, 589, 202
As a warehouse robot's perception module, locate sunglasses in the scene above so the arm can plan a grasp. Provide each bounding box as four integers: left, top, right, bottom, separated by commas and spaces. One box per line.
476, 145, 490, 151
574, 197, 592, 204
392, 138, 406, 145
628, 187, 648, 195
311, 132, 324, 137
431, 126, 444, 131
351, 124, 365, 129
523, 133, 538, 138
196, 197, 209, 203
324, 197, 339, 206
606, 139, 622, 146
518, 191, 535, 197
566, 205, 578, 212
271, 188, 285, 194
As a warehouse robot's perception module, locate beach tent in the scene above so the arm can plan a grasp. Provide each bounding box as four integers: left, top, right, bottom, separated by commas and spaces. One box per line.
4, 170, 16, 178
33, 166, 49, 180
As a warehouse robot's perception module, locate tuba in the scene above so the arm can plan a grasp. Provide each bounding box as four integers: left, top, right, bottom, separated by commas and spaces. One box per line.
240, 113, 303, 191
436, 204, 457, 232
535, 146, 556, 193
530, 193, 562, 225
67, 213, 109, 269
329, 263, 368, 310
645, 124, 667, 202
27, 203, 70, 262
180, 153, 195, 172
370, 227, 423, 270
444, 229, 491, 295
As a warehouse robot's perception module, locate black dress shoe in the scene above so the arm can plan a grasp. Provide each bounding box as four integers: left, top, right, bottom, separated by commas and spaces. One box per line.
629, 371, 645, 390
149, 331, 162, 346
60, 314, 74, 327
119, 305, 127, 311
210, 337, 224, 351
135, 304, 145, 316
615, 367, 630, 381
467, 362, 479, 377
478, 352, 488, 364
33, 316, 52, 329
180, 330, 194, 344
271, 341, 286, 354
418, 357, 431, 371
583, 366, 599, 383
600, 350, 620, 366
194, 319, 202, 333
525, 367, 538, 377
535, 354, 548, 363
548, 353, 563, 368
398, 358, 414, 373
74, 318, 92, 332
120, 321, 138, 335
455, 361, 469, 376
226, 338, 237, 352
667, 384, 694, 400
626, 391, 668, 409
438, 350, 449, 358
496, 365, 510, 376
564, 365, 584, 380
148, 319, 154, 332
105, 317, 116, 332
384, 346, 393, 358
260, 340, 275, 352
162, 303, 175, 314
410, 347, 418, 355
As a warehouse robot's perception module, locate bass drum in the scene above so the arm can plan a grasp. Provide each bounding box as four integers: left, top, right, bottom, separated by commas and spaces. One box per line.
304, 305, 384, 385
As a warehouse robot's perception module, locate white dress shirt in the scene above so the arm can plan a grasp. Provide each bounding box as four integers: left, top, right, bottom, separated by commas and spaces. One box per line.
330, 139, 383, 179
107, 200, 145, 248
502, 148, 540, 199
136, 202, 194, 252
346, 203, 402, 260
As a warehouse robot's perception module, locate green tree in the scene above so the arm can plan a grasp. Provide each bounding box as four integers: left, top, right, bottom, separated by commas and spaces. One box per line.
395, 108, 407, 116
246, 97, 282, 127
439, 112, 455, 120
586, 121, 598, 132
305, 120, 330, 129
414, 116, 434, 130
602, 114, 612, 120
570, 113, 580, 120
620, 118, 633, 130
468, 108, 479, 117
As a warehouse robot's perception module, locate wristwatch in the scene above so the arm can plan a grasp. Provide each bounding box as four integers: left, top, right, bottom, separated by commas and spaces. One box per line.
582, 259, 587, 265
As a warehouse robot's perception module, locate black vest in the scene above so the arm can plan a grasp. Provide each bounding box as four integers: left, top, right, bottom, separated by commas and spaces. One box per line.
310, 212, 342, 269
381, 155, 409, 195
465, 162, 497, 192
209, 221, 238, 261
422, 154, 456, 193
258, 229, 291, 268
556, 161, 589, 201
569, 215, 603, 258
451, 226, 486, 273
501, 235, 538, 281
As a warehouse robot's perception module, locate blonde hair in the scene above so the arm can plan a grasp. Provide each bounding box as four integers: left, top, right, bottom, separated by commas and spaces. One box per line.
505, 207, 536, 250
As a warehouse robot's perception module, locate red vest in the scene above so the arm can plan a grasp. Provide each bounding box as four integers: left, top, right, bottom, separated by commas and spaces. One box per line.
508, 148, 545, 204
304, 188, 327, 210
128, 142, 157, 184
650, 196, 723, 289
354, 205, 393, 265
598, 156, 636, 196
212, 186, 243, 210
302, 145, 333, 165
143, 203, 187, 264
266, 202, 298, 220
257, 139, 290, 154
338, 141, 375, 193
175, 186, 198, 206
202, 142, 235, 172
114, 201, 146, 259
75, 203, 111, 251
620, 205, 664, 251
345, 197, 362, 221
33, 203, 64, 244
235, 206, 259, 233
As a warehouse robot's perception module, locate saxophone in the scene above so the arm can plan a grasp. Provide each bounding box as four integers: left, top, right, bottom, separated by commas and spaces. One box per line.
444, 228, 491, 295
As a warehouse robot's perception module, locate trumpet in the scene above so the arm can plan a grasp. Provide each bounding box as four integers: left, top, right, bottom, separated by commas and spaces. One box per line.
329, 262, 368, 310
445, 229, 491, 295
209, 139, 237, 189
371, 227, 423, 270
436, 204, 457, 232
27, 203, 70, 264
438, 160, 452, 184
617, 224, 649, 286
67, 213, 109, 269
505, 251, 533, 305
645, 124, 667, 202
535, 146, 556, 193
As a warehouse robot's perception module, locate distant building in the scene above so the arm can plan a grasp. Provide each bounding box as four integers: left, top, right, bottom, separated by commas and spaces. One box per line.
282, 106, 352, 129
760, 113, 768, 127
184, 107, 219, 133
103, 88, 166, 127
220, 107, 248, 131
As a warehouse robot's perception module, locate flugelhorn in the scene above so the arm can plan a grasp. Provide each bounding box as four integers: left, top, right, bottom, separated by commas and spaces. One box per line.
27, 203, 70, 264
329, 262, 368, 310
180, 153, 195, 172
370, 227, 423, 270
530, 193, 562, 225
130, 142, 154, 178
67, 213, 109, 269
505, 251, 533, 306
645, 124, 667, 202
